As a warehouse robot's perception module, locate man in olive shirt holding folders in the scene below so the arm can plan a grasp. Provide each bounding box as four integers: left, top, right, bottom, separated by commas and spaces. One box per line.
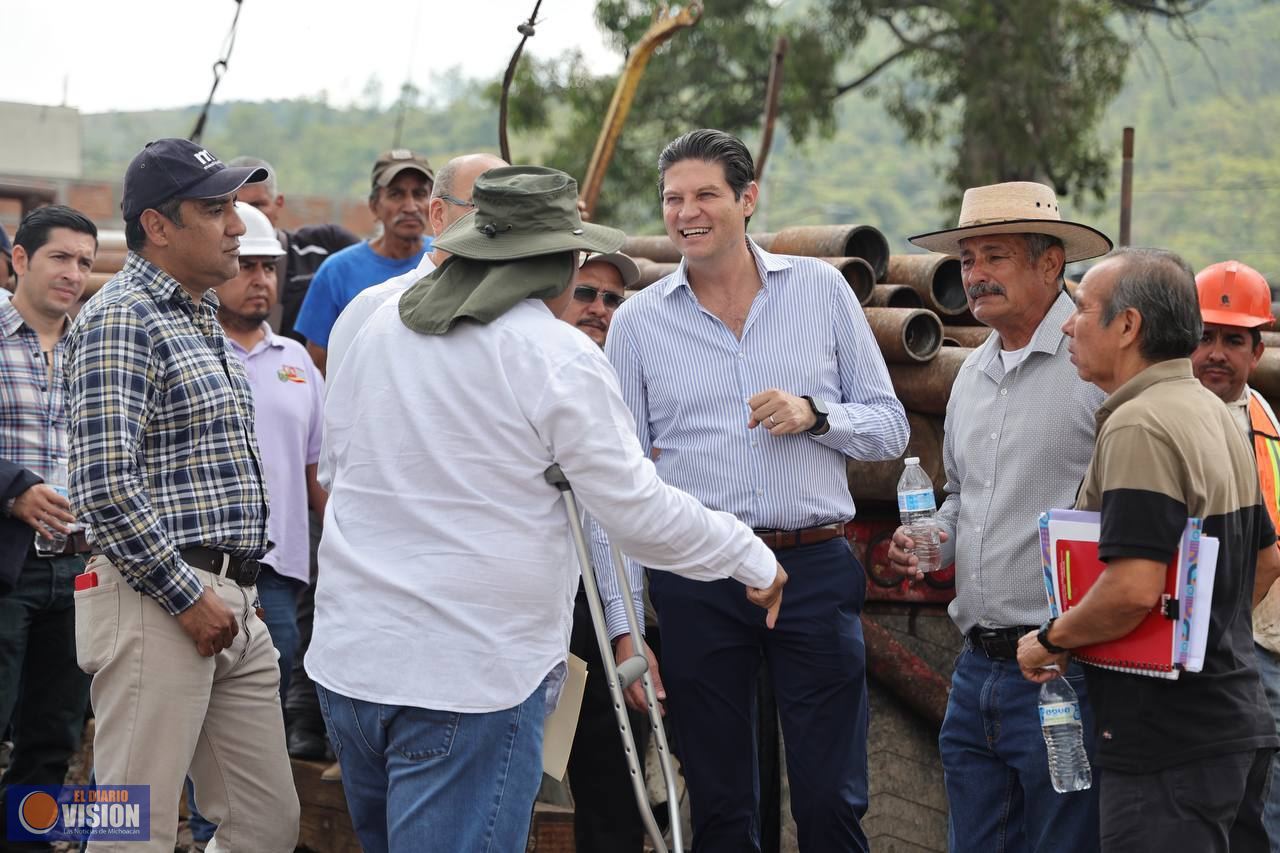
1018, 248, 1280, 853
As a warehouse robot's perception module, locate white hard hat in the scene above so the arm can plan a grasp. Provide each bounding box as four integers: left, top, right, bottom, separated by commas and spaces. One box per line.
234, 201, 285, 258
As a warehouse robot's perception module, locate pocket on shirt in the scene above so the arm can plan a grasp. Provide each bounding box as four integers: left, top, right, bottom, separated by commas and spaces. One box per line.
74, 581, 121, 675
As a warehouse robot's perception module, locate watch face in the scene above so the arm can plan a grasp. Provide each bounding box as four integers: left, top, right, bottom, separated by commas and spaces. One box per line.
811, 397, 829, 416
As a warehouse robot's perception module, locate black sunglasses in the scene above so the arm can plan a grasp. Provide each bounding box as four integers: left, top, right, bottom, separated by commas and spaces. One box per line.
572, 285, 624, 310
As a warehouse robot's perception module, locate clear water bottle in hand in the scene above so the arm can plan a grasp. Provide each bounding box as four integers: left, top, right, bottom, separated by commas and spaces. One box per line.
1039, 674, 1092, 793
33, 456, 71, 557
897, 456, 940, 573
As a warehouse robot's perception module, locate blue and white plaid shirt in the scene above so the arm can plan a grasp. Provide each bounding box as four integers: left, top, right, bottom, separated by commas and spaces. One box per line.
0, 294, 69, 485
66, 253, 270, 614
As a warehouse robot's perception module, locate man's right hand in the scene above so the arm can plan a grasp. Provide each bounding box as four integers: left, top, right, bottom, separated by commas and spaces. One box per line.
887, 525, 950, 582
176, 588, 240, 657
747, 563, 788, 628
11, 483, 76, 536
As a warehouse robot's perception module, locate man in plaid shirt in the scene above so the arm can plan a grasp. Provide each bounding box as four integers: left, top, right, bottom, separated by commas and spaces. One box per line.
66, 139, 298, 852
0, 205, 97, 852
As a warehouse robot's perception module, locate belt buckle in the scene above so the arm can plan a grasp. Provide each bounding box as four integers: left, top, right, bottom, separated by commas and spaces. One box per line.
237, 559, 261, 586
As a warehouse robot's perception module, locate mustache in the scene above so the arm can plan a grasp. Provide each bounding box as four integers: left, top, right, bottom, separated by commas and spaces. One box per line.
394, 214, 426, 224
968, 282, 1006, 299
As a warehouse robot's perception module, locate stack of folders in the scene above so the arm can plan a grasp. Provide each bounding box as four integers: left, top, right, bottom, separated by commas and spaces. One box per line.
1038, 509, 1219, 680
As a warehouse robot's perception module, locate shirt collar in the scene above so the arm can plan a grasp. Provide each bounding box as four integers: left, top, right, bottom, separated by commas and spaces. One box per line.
975, 289, 1075, 372
124, 252, 220, 311
227, 322, 282, 358
1095, 358, 1195, 431
659, 236, 793, 298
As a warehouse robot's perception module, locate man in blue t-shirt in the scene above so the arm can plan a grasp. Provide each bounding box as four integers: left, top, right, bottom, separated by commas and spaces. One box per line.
294, 149, 434, 373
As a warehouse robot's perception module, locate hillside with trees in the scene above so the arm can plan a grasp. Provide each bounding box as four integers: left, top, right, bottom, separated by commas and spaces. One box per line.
80, 0, 1277, 276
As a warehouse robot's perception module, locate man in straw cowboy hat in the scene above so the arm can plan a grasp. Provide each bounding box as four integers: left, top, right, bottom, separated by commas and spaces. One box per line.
305, 165, 788, 852
889, 181, 1112, 852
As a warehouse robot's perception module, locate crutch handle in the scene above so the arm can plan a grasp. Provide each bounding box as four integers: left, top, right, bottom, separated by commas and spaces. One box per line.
616, 654, 649, 689
544, 464, 570, 490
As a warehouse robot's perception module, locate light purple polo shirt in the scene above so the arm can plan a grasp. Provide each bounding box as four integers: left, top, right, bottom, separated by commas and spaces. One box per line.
228, 327, 325, 583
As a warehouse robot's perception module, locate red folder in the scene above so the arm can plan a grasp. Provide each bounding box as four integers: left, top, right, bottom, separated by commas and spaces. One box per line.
1056, 537, 1179, 677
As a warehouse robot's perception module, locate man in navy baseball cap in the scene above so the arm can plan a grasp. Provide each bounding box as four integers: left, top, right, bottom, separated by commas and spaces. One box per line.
121, 138, 268, 221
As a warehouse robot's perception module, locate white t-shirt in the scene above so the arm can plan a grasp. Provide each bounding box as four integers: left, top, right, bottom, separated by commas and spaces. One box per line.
306, 297, 777, 713
999, 344, 1031, 372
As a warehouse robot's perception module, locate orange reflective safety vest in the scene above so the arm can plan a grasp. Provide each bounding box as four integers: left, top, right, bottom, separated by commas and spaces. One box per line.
1249, 388, 1280, 531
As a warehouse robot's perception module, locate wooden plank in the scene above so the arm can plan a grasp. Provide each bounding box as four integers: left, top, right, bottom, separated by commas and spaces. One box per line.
292, 759, 362, 853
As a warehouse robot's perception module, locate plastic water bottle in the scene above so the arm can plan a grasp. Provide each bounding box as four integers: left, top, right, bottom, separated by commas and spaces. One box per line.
1039, 675, 1092, 793
897, 456, 940, 573
34, 456, 70, 557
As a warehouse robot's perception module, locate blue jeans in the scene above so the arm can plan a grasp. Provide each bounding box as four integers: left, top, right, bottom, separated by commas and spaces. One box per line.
940, 648, 1101, 853
1253, 643, 1280, 852
188, 565, 304, 842
0, 553, 90, 845
316, 677, 548, 853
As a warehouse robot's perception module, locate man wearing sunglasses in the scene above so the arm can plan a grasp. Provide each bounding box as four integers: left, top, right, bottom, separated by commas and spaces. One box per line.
560, 253, 638, 347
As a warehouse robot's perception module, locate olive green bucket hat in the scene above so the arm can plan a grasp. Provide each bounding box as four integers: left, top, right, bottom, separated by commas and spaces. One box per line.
400, 166, 625, 335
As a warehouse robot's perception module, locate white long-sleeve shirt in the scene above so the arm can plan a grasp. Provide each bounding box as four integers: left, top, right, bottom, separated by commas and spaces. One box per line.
305, 296, 777, 713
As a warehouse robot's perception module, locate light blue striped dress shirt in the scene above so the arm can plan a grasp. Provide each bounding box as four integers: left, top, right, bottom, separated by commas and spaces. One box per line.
592, 240, 909, 637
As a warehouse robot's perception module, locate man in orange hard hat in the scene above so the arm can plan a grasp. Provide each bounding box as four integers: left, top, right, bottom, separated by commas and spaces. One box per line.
1191, 258, 1280, 853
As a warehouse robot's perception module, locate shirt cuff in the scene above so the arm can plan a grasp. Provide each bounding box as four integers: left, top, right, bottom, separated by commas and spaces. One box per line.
809, 401, 850, 449
604, 593, 646, 642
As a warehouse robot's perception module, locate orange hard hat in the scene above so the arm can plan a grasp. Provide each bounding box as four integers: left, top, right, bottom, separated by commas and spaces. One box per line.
1196, 260, 1273, 329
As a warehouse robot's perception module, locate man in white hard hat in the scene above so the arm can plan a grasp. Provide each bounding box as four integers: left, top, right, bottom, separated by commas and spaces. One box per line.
184, 203, 329, 846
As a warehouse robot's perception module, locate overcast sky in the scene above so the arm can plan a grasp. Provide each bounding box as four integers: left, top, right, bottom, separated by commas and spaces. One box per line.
0, 0, 618, 113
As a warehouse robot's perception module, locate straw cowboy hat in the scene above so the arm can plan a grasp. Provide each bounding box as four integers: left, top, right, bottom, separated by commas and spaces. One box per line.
399, 166, 625, 335
909, 181, 1112, 263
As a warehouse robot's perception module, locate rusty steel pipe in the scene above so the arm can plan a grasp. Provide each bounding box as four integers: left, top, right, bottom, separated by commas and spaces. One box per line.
863, 616, 950, 729
632, 258, 678, 290
1250, 349, 1280, 402
866, 285, 924, 310
847, 413, 943, 501
942, 325, 993, 349
822, 257, 876, 304
865, 308, 943, 364
767, 225, 889, 280
887, 347, 973, 416
885, 253, 966, 318
621, 235, 682, 264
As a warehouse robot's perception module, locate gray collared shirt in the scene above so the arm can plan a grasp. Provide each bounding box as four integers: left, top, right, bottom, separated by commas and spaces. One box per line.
938, 290, 1105, 633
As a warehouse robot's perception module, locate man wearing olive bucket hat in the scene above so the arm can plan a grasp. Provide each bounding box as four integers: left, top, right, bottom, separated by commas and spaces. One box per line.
887, 181, 1112, 852
305, 166, 788, 852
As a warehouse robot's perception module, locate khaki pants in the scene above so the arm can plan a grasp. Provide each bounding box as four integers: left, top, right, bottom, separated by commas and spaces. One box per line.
75, 555, 299, 853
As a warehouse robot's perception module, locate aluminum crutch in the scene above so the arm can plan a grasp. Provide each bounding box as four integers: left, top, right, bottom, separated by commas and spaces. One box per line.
544, 464, 684, 853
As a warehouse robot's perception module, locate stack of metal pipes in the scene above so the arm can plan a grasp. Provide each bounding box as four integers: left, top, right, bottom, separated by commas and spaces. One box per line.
621, 224, 993, 507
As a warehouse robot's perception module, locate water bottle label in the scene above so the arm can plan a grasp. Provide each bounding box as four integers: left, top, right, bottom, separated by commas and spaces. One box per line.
897, 488, 936, 512
1038, 701, 1081, 727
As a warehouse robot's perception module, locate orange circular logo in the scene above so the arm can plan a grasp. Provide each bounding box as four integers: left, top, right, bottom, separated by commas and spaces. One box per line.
18, 790, 59, 834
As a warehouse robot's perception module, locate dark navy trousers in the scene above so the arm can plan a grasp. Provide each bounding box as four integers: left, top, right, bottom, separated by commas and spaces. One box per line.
650, 536, 870, 853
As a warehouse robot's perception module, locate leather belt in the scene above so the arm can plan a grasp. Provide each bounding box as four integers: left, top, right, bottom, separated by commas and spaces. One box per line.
180, 547, 261, 587
966, 625, 1038, 661
753, 522, 845, 550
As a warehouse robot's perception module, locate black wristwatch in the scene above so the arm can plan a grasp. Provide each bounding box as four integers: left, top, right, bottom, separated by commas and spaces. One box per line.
802, 396, 829, 434
1037, 618, 1069, 654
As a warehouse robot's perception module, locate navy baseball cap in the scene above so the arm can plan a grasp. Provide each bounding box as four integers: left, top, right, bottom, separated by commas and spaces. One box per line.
121, 138, 268, 221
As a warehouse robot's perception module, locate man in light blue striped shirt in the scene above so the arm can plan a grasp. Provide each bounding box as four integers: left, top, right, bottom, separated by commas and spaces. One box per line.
603, 129, 908, 852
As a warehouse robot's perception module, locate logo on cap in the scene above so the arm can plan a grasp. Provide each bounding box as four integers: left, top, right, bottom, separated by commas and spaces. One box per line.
1222, 294, 1231, 306
193, 150, 219, 169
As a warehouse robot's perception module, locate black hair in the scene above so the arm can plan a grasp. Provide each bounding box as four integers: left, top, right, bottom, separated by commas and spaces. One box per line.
657, 129, 755, 202
124, 197, 184, 252
14, 205, 98, 257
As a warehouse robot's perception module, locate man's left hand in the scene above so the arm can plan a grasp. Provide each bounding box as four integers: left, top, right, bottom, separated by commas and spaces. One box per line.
1016, 630, 1070, 683
748, 389, 815, 435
